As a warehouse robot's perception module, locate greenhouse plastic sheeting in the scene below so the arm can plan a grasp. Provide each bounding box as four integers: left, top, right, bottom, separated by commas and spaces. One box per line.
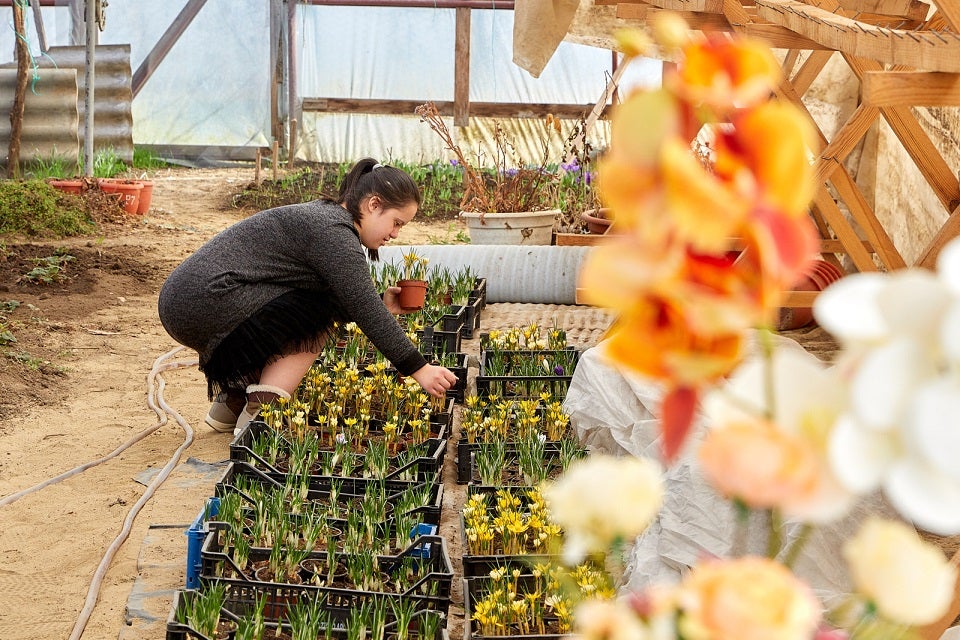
562, 333, 898, 608
0, 2, 660, 164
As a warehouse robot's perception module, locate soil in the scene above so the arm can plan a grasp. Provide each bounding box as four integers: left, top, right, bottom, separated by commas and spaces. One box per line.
0, 166, 473, 640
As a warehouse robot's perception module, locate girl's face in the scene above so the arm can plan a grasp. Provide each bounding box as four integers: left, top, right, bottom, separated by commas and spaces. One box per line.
356, 195, 418, 250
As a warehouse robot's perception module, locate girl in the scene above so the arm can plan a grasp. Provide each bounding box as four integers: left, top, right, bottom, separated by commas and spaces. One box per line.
158, 158, 458, 435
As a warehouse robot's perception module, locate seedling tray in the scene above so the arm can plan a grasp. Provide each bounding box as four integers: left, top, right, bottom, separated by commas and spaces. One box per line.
198, 535, 454, 621
438, 304, 467, 334
462, 296, 483, 339
166, 590, 451, 640
463, 576, 571, 640
231, 423, 446, 482
455, 437, 586, 484
214, 461, 444, 525
459, 513, 564, 577
417, 325, 461, 358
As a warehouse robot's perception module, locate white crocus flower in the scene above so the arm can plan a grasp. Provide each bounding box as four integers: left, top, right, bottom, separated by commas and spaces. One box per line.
703, 343, 855, 522
815, 237, 960, 535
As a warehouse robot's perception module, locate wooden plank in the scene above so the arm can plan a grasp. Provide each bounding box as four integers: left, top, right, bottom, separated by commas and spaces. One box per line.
917, 200, 960, 268
648, 8, 734, 28
645, 0, 725, 12
791, 50, 834, 95
827, 158, 907, 270
812, 187, 881, 271
845, 56, 960, 213
836, 0, 929, 20
740, 23, 831, 49
555, 233, 613, 246
616, 3, 650, 19
918, 548, 960, 640
863, 71, 960, 107
131, 0, 208, 98
929, 0, 960, 30
782, 290, 821, 306
812, 102, 879, 184
302, 98, 600, 120
454, 7, 471, 127
755, 0, 960, 73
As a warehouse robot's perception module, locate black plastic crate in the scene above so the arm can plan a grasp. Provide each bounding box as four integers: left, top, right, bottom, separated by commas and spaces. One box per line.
230, 422, 446, 482
214, 461, 444, 526
463, 575, 572, 640
468, 277, 487, 310
166, 589, 451, 640
459, 516, 564, 578
198, 535, 454, 621
438, 304, 467, 334
416, 325, 461, 358
478, 346, 581, 377
455, 439, 585, 484
462, 296, 483, 339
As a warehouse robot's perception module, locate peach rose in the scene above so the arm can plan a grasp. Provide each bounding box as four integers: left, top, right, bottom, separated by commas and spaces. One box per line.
698, 418, 819, 510
677, 556, 821, 640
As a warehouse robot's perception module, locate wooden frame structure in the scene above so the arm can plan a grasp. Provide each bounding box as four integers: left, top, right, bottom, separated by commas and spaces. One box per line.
595, 0, 960, 278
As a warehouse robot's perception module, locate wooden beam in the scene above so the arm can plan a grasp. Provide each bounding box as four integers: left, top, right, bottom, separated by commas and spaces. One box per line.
791, 50, 834, 95
863, 71, 960, 107
812, 102, 879, 185
454, 7, 471, 126
812, 187, 881, 271
928, 0, 960, 31
740, 23, 831, 49
836, 0, 929, 21
131, 0, 208, 98
846, 56, 960, 213
302, 98, 600, 119
755, 0, 960, 73
647, 8, 734, 29
29, 0, 48, 52
917, 200, 960, 268
826, 158, 908, 270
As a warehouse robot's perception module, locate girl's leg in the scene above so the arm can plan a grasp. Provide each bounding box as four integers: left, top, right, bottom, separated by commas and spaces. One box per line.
234, 350, 321, 435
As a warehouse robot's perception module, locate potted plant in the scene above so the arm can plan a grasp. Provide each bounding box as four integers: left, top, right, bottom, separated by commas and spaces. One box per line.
416, 101, 562, 245
397, 249, 429, 310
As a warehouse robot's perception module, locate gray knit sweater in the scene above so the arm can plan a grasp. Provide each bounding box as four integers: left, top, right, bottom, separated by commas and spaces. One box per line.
158, 200, 427, 375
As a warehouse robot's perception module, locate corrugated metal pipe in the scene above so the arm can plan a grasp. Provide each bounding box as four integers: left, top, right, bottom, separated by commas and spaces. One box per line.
378, 245, 592, 305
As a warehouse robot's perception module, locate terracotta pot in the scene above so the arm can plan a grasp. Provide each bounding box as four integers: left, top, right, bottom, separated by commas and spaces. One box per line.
98, 179, 143, 215
580, 208, 612, 234
136, 180, 153, 215
48, 179, 85, 195
777, 259, 845, 330
397, 279, 428, 310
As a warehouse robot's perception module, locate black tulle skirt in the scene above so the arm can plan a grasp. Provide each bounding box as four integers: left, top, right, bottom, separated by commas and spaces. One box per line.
200, 289, 346, 399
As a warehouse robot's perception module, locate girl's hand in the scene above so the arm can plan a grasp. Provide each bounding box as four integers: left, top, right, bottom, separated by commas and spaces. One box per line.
411, 363, 458, 399
383, 286, 409, 314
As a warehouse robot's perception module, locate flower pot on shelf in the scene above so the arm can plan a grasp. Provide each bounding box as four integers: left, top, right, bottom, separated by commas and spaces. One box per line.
777, 259, 845, 331
397, 279, 428, 310
460, 209, 558, 245
580, 207, 612, 235
98, 179, 143, 215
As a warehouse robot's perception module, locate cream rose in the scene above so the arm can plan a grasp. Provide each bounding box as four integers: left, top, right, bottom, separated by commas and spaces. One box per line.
575, 599, 649, 640
544, 455, 663, 563
844, 517, 957, 626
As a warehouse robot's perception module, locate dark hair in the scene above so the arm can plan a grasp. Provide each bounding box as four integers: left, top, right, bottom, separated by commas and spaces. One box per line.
337, 158, 420, 261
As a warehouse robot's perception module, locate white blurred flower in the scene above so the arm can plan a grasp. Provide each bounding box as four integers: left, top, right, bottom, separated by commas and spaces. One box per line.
702, 344, 855, 522
814, 239, 960, 534
544, 455, 663, 564
843, 517, 957, 626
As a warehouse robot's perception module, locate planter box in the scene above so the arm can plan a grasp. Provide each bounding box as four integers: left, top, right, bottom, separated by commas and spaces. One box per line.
469, 277, 487, 310
230, 422, 447, 481
460, 517, 563, 578
214, 461, 444, 526
439, 304, 467, 334
475, 346, 581, 401
166, 590, 451, 640
416, 325, 461, 357
463, 575, 573, 640
198, 534, 454, 621
455, 438, 586, 484
461, 296, 483, 339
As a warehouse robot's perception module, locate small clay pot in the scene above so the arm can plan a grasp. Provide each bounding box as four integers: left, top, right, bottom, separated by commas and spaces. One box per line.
397, 279, 428, 310
778, 259, 846, 330
580, 208, 612, 234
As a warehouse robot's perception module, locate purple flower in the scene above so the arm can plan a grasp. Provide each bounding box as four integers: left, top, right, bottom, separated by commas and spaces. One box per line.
554, 365, 565, 376
560, 160, 580, 173
449, 159, 459, 166
504, 168, 519, 177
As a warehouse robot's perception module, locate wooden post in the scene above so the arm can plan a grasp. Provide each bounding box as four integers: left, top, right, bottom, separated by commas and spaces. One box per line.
255, 148, 262, 185
453, 7, 471, 127
30, 0, 48, 52
7, 2, 28, 179
272, 140, 279, 181
288, 119, 297, 166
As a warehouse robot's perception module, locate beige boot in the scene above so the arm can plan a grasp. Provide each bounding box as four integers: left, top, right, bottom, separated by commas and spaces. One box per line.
233, 384, 291, 437
204, 388, 246, 433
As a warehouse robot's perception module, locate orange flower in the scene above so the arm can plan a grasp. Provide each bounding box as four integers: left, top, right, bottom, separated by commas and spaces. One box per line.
698, 418, 821, 510
671, 33, 782, 112
677, 556, 821, 640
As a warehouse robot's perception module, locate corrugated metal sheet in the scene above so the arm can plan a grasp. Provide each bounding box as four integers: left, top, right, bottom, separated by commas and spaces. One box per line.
0, 68, 79, 171
1, 44, 134, 166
